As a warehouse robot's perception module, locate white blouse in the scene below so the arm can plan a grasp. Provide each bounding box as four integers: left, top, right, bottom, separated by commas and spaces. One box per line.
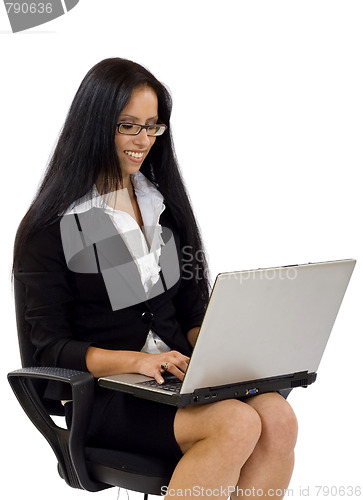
65, 171, 171, 354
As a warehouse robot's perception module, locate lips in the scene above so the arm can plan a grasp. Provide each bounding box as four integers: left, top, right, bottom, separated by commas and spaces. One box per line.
124, 150, 145, 159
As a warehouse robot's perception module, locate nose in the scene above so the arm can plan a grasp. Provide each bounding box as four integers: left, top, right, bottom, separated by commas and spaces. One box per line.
134, 128, 151, 147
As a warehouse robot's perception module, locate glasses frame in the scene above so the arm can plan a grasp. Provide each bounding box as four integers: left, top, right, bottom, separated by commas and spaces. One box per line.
116, 122, 167, 137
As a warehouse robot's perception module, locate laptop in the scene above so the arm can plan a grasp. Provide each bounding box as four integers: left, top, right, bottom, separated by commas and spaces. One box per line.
98, 259, 356, 407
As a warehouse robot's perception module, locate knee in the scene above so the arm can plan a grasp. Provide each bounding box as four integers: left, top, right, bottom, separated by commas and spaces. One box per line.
250, 393, 298, 456
175, 399, 261, 458
213, 399, 262, 452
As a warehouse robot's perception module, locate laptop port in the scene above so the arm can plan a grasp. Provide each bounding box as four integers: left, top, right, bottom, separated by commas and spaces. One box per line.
211, 393, 217, 398
246, 388, 259, 396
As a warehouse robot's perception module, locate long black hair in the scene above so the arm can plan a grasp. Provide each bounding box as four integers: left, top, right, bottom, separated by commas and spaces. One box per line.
13, 58, 210, 299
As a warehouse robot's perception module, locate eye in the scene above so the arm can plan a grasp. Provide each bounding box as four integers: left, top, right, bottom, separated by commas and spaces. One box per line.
117, 123, 139, 134
119, 123, 134, 131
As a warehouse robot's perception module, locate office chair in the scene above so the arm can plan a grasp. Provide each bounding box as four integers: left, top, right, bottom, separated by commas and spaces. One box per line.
8, 277, 178, 497
8, 277, 293, 496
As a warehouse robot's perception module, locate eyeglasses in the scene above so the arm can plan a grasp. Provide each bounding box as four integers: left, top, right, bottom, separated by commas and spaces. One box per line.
116, 122, 167, 137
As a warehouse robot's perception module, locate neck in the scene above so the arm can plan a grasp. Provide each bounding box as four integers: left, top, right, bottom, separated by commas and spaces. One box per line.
122, 174, 135, 200
95, 173, 135, 197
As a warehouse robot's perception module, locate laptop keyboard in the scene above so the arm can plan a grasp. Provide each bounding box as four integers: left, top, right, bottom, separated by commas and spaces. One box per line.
140, 377, 182, 393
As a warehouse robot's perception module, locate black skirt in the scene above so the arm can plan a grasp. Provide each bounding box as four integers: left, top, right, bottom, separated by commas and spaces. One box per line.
65, 388, 183, 460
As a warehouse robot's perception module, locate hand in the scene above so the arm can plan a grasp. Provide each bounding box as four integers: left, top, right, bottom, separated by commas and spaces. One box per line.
137, 350, 190, 385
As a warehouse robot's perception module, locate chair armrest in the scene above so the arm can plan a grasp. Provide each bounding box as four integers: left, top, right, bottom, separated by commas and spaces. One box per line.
8, 367, 105, 492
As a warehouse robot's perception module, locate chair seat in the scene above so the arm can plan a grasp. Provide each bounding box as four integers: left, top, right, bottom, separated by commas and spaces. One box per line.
86, 447, 178, 495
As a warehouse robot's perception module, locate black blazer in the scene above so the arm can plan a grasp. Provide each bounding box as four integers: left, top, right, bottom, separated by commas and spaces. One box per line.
15, 208, 207, 398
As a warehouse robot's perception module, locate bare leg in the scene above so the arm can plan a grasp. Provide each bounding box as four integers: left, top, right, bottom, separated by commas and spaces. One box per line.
165, 399, 262, 500
165, 393, 297, 500
232, 393, 298, 499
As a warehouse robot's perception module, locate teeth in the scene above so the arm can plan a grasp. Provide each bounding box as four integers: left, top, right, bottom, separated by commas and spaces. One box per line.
125, 151, 144, 158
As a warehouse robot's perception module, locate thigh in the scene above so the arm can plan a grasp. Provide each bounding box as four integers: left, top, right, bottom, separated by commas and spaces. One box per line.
174, 399, 261, 455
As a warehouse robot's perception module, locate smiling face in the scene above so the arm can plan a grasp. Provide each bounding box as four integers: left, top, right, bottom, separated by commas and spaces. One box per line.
115, 85, 158, 181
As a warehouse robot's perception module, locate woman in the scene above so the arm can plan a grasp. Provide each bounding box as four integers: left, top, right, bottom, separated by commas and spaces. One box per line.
13, 58, 298, 499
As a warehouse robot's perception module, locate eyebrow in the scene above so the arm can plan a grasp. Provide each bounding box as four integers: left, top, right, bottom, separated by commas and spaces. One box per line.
118, 114, 159, 123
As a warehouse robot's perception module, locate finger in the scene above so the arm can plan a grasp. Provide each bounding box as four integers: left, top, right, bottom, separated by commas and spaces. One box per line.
165, 363, 186, 381
168, 351, 190, 364
161, 359, 187, 376
168, 353, 190, 369
173, 357, 189, 374
175, 353, 190, 364
155, 370, 165, 385
157, 354, 190, 382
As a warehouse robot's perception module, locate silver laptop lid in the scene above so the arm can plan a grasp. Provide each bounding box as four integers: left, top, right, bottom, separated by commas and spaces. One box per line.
180, 259, 355, 394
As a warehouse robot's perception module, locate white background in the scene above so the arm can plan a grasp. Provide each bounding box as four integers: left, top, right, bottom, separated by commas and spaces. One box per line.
1, 1, 362, 499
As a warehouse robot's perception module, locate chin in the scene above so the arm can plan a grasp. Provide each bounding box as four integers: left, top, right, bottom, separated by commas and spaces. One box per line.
120, 163, 143, 178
